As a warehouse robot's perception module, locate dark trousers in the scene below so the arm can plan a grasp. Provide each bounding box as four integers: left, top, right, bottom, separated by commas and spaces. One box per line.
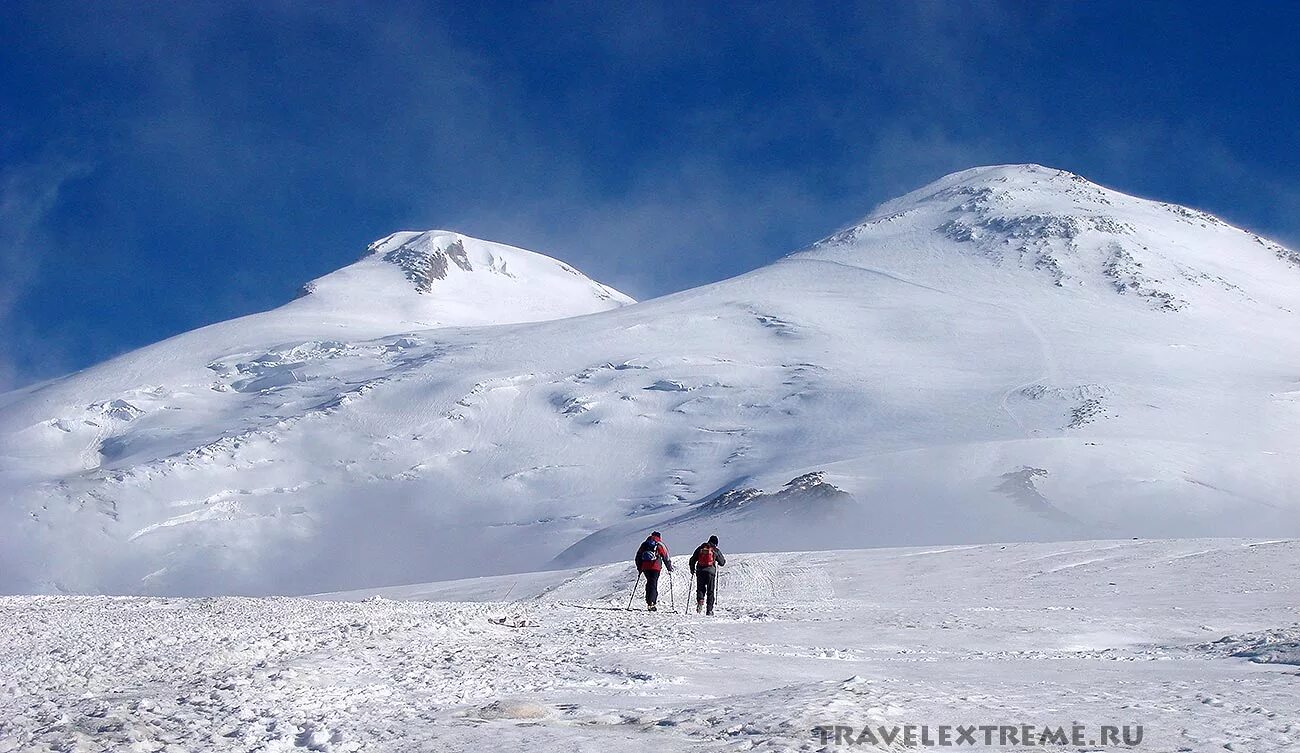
643, 568, 660, 605
695, 567, 717, 612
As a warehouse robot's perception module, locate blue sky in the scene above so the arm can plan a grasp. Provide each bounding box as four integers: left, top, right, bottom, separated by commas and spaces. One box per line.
2, 1, 1298, 390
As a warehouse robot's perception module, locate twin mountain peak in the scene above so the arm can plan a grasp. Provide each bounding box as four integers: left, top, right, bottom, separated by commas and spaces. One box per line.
295, 163, 1297, 325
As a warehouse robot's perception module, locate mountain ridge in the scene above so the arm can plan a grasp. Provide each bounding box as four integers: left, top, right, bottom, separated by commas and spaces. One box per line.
2, 164, 1297, 595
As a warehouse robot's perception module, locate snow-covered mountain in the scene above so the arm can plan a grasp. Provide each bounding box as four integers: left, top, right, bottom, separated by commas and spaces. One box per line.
2, 164, 1297, 595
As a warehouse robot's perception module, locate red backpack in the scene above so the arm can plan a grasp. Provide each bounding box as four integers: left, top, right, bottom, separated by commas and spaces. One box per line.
696, 544, 715, 567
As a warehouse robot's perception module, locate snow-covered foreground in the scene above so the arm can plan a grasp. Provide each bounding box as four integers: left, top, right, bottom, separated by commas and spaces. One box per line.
4, 539, 1298, 752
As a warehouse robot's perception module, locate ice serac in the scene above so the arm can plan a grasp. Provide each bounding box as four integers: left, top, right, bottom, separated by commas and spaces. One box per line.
2, 166, 1299, 596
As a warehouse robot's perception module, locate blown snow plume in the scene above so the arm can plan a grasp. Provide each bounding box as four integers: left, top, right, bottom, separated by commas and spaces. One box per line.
2, 165, 1299, 596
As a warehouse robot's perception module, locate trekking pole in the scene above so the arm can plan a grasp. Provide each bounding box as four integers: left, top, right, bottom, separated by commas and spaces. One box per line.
669, 569, 675, 612
627, 571, 642, 611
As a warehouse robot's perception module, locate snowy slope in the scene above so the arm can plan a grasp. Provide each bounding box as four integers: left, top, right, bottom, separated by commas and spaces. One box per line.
0, 230, 632, 479
2, 165, 1299, 595
3, 539, 1299, 751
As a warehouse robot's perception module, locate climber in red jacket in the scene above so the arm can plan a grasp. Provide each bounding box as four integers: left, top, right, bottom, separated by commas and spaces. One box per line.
634, 531, 673, 611
689, 535, 726, 615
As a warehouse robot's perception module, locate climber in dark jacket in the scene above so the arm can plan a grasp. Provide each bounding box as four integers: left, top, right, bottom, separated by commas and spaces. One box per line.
688, 535, 726, 615
634, 531, 673, 611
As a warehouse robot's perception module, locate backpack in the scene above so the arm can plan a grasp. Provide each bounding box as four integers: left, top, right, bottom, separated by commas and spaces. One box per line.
637, 539, 660, 567
696, 544, 715, 567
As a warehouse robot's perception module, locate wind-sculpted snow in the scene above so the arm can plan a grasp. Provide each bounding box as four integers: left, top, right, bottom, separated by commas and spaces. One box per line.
2, 166, 1300, 595
2, 540, 1297, 751
1205, 626, 1300, 666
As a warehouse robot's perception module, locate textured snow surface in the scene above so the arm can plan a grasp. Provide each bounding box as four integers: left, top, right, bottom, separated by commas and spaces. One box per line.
2, 165, 1299, 595
2, 539, 1298, 752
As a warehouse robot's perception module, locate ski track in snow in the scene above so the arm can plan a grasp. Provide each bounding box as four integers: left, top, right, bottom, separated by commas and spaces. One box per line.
3, 539, 1299, 752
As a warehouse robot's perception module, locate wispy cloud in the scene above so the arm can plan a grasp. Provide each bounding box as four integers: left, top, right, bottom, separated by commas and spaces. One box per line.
0, 155, 91, 391
1, 1, 1297, 389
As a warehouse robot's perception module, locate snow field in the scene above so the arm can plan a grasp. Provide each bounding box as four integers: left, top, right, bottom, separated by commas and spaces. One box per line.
3, 538, 1298, 752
